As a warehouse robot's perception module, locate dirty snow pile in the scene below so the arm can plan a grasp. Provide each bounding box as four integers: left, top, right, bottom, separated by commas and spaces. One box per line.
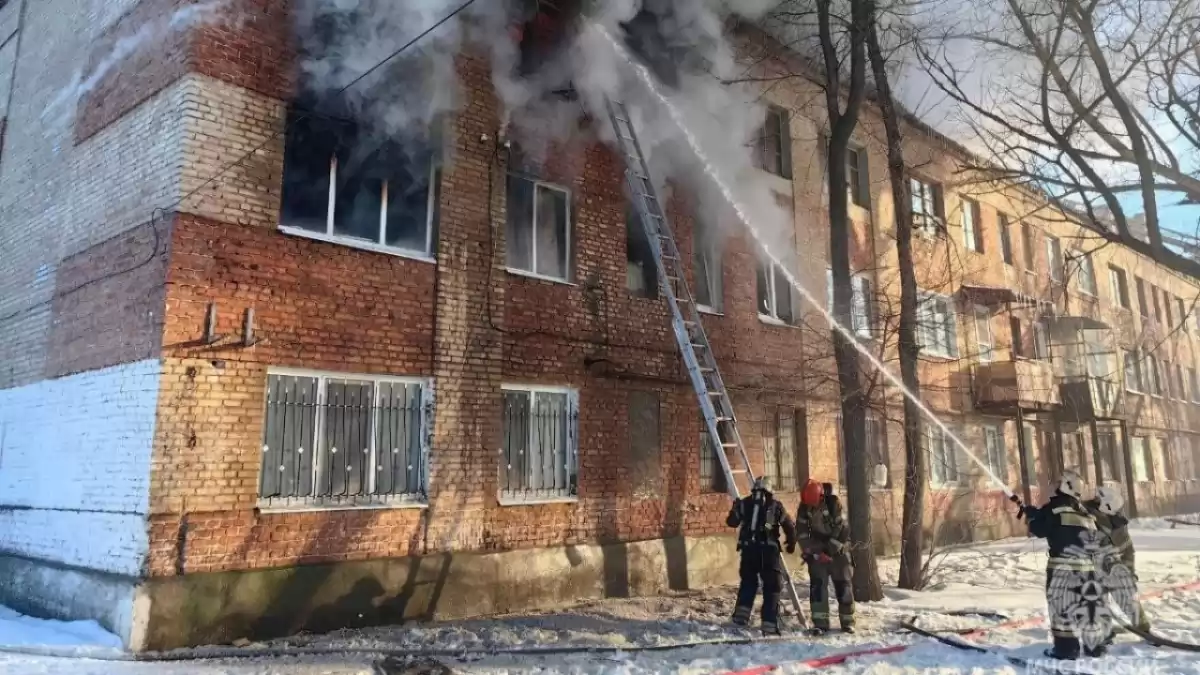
0, 517, 1197, 674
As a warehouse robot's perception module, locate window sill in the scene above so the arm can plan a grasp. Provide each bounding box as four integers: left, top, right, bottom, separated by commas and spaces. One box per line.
506, 267, 576, 286
278, 226, 436, 263
498, 494, 579, 506
920, 351, 959, 361
698, 306, 724, 316
757, 314, 796, 328
257, 496, 429, 514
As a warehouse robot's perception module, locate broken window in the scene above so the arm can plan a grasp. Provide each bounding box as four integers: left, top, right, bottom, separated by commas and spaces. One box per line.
910, 177, 943, 235
693, 214, 723, 312
626, 205, 658, 298
279, 107, 441, 257
757, 258, 795, 324
755, 106, 792, 178
506, 170, 572, 281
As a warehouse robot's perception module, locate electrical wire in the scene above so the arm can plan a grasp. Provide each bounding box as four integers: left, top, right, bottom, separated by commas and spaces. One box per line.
0, 0, 480, 325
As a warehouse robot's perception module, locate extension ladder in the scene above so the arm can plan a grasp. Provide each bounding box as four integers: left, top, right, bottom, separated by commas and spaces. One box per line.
604, 98, 807, 626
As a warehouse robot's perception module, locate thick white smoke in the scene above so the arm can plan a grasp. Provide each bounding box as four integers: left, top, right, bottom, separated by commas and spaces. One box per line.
293, 0, 803, 262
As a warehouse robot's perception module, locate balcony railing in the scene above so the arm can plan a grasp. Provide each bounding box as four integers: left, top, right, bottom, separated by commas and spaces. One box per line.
973, 359, 1061, 413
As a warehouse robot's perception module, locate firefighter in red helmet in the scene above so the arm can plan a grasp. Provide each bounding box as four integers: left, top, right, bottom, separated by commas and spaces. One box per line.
796, 479, 855, 634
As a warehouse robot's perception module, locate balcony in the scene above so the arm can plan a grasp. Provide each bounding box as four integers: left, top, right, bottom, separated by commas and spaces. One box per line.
1058, 376, 1124, 422
972, 359, 1061, 415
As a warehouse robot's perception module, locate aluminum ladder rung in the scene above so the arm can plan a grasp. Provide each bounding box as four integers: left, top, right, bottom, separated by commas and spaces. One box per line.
603, 96, 806, 627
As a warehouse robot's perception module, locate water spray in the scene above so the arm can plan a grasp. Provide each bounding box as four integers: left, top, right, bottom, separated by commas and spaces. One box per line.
594, 24, 1025, 509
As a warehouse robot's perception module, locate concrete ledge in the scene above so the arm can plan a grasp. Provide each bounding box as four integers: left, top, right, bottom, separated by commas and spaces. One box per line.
138, 534, 742, 651
0, 554, 137, 645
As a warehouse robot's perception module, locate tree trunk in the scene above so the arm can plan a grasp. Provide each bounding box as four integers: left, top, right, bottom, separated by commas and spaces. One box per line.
866, 15, 926, 591
819, 0, 883, 603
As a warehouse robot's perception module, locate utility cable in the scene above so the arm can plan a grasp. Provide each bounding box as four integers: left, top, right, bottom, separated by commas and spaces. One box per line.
0, 0, 479, 325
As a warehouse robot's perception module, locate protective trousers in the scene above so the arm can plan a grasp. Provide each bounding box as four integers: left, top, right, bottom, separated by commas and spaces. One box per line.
1046, 567, 1083, 659
808, 558, 854, 630
732, 544, 783, 632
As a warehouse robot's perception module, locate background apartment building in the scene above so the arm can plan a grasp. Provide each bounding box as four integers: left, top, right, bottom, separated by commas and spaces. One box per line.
0, 0, 1197, 651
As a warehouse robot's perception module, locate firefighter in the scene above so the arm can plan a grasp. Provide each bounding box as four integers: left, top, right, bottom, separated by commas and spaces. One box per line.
1084, 485, 1149, 640
1024, 469, 1098, 660
796, 479, 854, 635
726, 477, 797, 635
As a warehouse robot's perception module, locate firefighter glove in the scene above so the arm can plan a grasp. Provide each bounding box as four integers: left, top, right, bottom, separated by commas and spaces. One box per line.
786, 541, 796, 555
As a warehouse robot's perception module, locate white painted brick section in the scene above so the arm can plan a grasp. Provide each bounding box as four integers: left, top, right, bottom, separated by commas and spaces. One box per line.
0, 359, 161, 576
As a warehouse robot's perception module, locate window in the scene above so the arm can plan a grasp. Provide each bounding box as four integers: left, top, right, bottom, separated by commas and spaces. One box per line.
1123, 349, 1143, 393
961, 198, 983, 253
1131, 436, 1150, 482
763, 408, 802, 492
506, 172, 572, 281
1153, 437, 1175, 480
1045, 236, 1062, 283
847, 146, 870, 208
758, 259, 796, 324
1175, 363, 1186, 400
928, 425, 960, 486
1177, 297, 1188, 330
1151, 285, 1163, 322
699, 419, 728, 494
1074, 251, 1097, 296
693, 215, 723, 312
825, 270, 873, 338
836, 411, 887, 488
910, 177, 943, 235
1021, 424, 1038, 486
1180, 437, 1199, 480
1020, 221, 1035, 269
756, 106, 792, 178
974, 306, 995, 362
625, 206, 657, 298
1135, 277, 1149, 319
1164, 360, 1175, 398
918, 291, 958, 357
999, 213, 1014, 265
1190, 367, 1199, 403
983, 424, 1007, 482
259, 372, 431, 507
1097, 431, 1120, 483
1032, 320, 1050, 360
279, 109, 441, 258
1062, 430, 1087, 479
1147, 353, 1163, 396
1109, 266, 1130, 309
1010, 317, 1025, 359
500, 386, 579, 502
1165, 291, 1175, 328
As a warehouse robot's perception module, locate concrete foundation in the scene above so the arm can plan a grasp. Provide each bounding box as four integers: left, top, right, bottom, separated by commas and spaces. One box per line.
136, 534, 743, 651
0, 554, 139, 645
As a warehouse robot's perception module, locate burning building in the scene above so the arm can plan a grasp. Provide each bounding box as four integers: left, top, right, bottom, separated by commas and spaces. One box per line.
0, 0, 1198, 652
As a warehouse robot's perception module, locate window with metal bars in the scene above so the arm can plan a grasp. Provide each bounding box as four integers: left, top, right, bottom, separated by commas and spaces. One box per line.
259, 372, 431, 507
500, 386, 578, 502
699, 419, 728, 494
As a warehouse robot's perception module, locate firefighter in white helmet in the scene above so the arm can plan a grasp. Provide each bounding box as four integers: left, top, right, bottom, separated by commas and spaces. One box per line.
726, 477, 797, 635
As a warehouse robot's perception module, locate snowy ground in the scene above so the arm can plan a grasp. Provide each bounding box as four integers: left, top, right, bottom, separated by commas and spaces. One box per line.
1, 518, 1198, 674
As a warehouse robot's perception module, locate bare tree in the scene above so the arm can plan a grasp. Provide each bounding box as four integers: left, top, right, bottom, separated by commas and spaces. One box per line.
864, 0, 928, 590
816, 0, 885, 602
916, 0, 1200, 278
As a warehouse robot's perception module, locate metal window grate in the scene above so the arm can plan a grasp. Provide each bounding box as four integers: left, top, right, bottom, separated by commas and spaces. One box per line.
500, 389, 578, 501
259, 374, 428, 507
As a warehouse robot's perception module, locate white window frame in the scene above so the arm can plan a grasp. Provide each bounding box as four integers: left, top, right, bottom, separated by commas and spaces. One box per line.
694, 217, 723, 314
825, 269, 873, 338
917, 290, 959, 358
1073, 250, 1097, 296
961, 197, 981, 253
847, 146, 868, 208
910, 177, 942, 235
280, 159, 440, 262
927, 425, 960, 487
973, 305, 995, 362
506, 178, 573, 283
1123, 349, 1143, 394
499, 384, 579, 505
1131, 436, 1149, 482
1109, 266, 1130, 310
258, 368, 433, 511
758, 259, 795, 326
1032, 320, 1050, 360
1045, 236, 1063, 283
983, 423, 1007, 482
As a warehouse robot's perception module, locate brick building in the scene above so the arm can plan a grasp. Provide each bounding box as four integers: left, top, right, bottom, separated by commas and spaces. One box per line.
0, 0, 1198, 651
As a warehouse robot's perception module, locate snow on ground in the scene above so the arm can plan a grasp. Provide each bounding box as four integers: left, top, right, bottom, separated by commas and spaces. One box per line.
0, 517, 1198, 674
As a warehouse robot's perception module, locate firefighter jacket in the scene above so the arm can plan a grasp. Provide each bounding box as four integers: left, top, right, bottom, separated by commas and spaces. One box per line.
796, 496, 850, 561
1083, 499, 1135, 572
727, 495, 797, 550
1027, 491, 1097, 573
